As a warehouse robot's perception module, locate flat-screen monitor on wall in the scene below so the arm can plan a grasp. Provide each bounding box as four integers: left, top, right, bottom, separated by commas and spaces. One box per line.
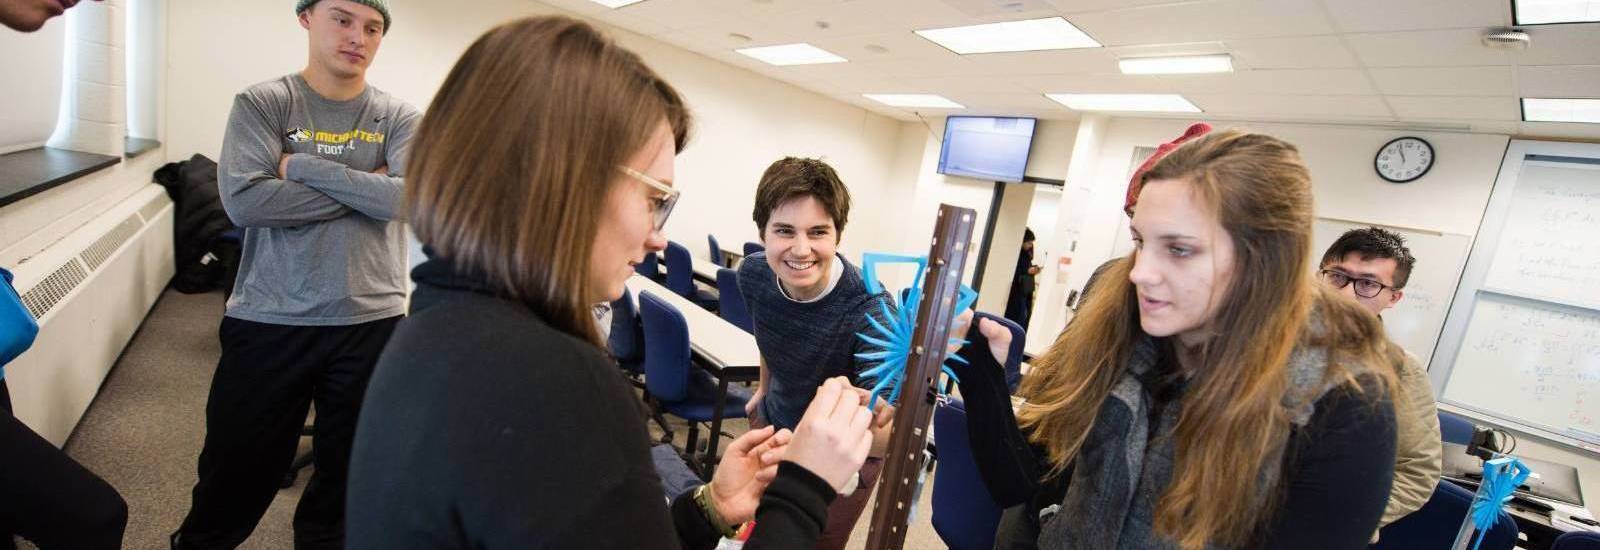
937, 116, 1038, 183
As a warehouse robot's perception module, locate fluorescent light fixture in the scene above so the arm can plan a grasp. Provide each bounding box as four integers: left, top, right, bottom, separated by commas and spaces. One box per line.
862, 94, 966, 109
1513, 0, 1600, 24
1045, 93, 1201, 113
915, 17, 1101, 55
587, 0, 645, 7
735, 43, 847, 66
1523, 98, 1600, 124
1119, 54, 1233, 75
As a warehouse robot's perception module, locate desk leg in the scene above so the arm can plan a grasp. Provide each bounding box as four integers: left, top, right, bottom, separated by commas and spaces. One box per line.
704, 375, 731, 477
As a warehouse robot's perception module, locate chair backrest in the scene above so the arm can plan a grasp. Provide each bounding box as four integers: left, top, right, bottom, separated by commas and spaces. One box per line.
716, 268, 754, 334
974, 311, 1026, 393
1439, 411, 1475, 445
636, 251, 661, 279
607, 287, 644, 368
638, 291, 692, 403
1373, 479, 1519, 550
932, 398, 1002, 550
743, 241, 764, 257
707, 234, 725, 266
1554, 531, 1600, 550
664, 241, 696, 297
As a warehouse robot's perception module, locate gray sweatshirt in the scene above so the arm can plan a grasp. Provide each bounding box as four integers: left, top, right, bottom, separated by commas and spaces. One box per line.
218, 74, 421, 326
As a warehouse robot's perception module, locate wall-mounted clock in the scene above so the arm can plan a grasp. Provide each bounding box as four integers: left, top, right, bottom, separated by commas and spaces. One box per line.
1375, 137, 1434, 183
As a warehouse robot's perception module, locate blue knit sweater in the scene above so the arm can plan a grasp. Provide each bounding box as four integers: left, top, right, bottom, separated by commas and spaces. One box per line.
738, 253, 894, 430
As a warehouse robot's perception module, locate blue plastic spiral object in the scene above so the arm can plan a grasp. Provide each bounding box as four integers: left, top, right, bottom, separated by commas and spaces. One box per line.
1469, 456, 1532, 550
854, 252, 977, 409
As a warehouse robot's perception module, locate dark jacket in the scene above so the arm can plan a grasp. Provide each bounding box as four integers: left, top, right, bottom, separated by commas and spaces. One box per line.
152, 154, 237, 293
346, 257, 834, 549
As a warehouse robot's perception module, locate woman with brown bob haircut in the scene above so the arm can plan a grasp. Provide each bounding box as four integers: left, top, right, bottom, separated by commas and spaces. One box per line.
346, 16, 874, 549
952, 129, 1404, 549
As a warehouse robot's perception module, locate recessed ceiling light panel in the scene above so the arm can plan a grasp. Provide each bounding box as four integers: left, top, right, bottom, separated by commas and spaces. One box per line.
914, 16, 1101, 55
1119, 54, 1234, 75
863, 94, 966, 109
1523, 98, 1600, 124
735, 43, 848, 66
1513, 0, 1600, 24
1045, 93, 1202, 113
587, 0, 645, 8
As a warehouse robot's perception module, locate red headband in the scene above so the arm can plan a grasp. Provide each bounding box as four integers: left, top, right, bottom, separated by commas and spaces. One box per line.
1124, 122, 1212, 216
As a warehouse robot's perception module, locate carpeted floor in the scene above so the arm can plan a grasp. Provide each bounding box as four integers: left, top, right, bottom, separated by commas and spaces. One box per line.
43, 287, 944, 549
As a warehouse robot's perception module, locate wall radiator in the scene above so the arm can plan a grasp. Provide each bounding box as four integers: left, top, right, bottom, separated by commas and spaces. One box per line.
7, 184, 175, 447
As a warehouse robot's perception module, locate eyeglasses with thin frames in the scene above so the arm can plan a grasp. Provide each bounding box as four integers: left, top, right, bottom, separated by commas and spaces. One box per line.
1319, 269, 1397, 299
619, 166, 679, 232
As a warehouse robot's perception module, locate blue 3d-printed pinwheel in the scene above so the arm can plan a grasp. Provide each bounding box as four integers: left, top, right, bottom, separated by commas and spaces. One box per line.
854, 252, 977, 409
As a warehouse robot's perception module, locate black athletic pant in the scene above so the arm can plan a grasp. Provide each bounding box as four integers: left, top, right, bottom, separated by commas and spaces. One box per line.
0, 378, 128, 550
173, 315, 399, 550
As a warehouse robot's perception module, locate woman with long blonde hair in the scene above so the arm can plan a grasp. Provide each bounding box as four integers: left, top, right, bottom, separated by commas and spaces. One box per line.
956, 128, 1403, 549
345, 16, 874, 548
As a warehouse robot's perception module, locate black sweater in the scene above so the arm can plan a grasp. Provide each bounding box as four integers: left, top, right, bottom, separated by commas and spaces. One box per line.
346, 259, 835, 549
954, 326, 1396, 549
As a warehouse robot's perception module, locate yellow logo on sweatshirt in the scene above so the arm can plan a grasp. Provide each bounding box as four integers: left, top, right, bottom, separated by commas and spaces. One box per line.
312, 129, 385, 155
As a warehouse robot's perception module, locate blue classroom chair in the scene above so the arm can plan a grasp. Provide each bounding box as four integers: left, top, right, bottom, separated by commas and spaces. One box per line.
636, 250, 664, 282
664, 241, 718, 311
715, 268, 753, 334
707, 234, 725, 266
932, 398, 1002, 550
1554, 531, 1600, 550
1372, 479, 1518, 550
1440, 411, 1475, 445
638, 292, 748, 459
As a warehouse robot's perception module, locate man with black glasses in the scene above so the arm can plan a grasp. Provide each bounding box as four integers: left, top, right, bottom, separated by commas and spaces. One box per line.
1318, 227, 1442, 541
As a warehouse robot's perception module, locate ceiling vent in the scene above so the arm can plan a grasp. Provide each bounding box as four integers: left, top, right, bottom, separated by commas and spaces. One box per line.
1482, 28, 1531, 50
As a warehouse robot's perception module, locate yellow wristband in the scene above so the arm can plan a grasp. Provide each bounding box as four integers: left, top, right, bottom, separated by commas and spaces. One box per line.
695, 483, 740, 538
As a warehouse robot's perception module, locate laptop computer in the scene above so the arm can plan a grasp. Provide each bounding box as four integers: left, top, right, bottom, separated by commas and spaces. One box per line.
1441, 442, 1585, 507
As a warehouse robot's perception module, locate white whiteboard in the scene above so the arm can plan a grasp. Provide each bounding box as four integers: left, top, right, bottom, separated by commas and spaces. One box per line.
1434, 142, 1600, 453
1442, 294, 1600, 444
1312, 218, 1472, 368
1481, 160, 1600, 309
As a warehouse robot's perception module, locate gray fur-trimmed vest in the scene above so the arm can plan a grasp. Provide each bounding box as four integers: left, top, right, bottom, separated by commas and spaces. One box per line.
1036, 319, 1370, 549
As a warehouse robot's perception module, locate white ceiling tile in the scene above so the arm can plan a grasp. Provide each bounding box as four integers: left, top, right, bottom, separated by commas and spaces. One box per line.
1184, 94, 1393, 118
605, 0, 735, 31
1068, 0, 1335, 46
868, 0, 1066, 30
1346, 28, 1514, 67
1519, 65, 1600, 98
959, 48, 1120, 76
853, 56, 981, 78
1045, 0, 1202, 14
535, 0, 614, 17
1387, 96, 1521, 120
1165, 69, 1376, 95
1109, 41, 1229, 59
776, 61, 909, 91
805, 30, 961, 60
1519, 121, 1600, 139
1369, 66, 1516, 96
895, 75, 1034, 94
1321, 0, 1508, 33
744, 0, 897, 39
1515, 24, 1600, 65
1226, 36, 1360, 69
667, 16, 802, 49
945, 92, 1065, 111
1012, 72, 1177, 94
1467, 120, 1522, 134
